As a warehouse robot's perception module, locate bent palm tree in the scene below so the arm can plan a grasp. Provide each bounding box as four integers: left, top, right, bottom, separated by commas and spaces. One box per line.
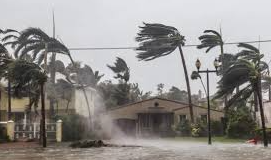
13, 28, 92, 119
14, 28, 71, 117
214, 43, 269, 147
7, 59, 47, 147
107, 57, 131, 105
107, 57, 130, 83
135, 23, 194, 122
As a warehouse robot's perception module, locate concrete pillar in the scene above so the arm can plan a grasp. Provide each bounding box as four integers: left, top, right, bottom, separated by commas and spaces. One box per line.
56, 120, 62, 142
7, 120, 14, 141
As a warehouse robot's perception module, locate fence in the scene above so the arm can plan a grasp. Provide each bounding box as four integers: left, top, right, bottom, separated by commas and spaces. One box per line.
1, 120, 62, 142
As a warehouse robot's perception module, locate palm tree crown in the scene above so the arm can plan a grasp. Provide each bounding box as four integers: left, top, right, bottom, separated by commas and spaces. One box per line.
107, 57, 130, 82
14, 28, 70, 64
135, 23, 185, 61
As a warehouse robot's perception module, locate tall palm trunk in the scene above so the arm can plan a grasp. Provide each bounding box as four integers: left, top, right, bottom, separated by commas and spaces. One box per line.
49, 53, 56, 117
178, 45, 194, 123
40, 83, 46, 147
8, 79, 11, 120
256, 76, 268, 147
253, 91, 259, 119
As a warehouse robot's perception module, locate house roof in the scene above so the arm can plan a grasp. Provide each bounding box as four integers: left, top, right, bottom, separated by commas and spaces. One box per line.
109, 97, 224, 113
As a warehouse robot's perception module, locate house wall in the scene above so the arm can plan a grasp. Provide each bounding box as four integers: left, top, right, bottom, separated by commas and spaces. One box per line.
109, 99, 184, 120
108, 98, 224, 124
260, 101, 271, 128
174, 107, 224, 124
0, 88, 77, 121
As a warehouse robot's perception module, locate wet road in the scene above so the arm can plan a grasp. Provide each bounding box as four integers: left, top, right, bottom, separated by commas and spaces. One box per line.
0, 139, 271, 160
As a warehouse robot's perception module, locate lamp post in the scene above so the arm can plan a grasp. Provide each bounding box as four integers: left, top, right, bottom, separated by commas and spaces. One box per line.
195, 58, 219, 145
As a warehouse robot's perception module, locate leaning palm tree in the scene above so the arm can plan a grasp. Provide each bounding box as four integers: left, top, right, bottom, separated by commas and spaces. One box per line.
14, 28, 82, 117
7, 59, 47, 147
197, 30, 224, 68
135, 23, 194, 122
214, 43, 269, 147
107, 57, 130, 83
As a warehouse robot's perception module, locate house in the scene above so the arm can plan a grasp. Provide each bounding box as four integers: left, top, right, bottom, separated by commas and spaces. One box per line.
0, 84, 96, 122
106, 97, 224, 137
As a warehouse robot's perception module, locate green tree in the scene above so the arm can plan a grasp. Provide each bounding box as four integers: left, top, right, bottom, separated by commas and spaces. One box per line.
107, 57, 131, 105
167, 86, 188, 102
7, 59, 47, 147
13, 28, 72, 117
156, 83, 165, 97
135, 23, 194, 122
226, 104, 256, 138
0, 29, 21, 120
197, 30, 224, 70
214, 43, 269, 147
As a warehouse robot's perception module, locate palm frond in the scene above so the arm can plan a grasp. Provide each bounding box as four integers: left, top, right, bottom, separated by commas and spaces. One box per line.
135, 22, 184, 61
238, 43, 259, 53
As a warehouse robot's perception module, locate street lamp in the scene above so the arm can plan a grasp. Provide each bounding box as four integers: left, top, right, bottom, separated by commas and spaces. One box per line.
194, 58, 219, 145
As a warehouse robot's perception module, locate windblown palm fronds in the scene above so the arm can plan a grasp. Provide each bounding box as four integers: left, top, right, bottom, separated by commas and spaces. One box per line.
14, 28, 70, 64
107, 57, 130, 82
197, 30, 223, 53
135, 23, 185, 61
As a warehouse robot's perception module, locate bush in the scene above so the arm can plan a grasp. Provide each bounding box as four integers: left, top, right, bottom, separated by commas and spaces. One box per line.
55, 114, 88, 141
191, 119, 207, 137
211, 121, 224, 136
254, 128, 271, 142
175, 120, 191, 136
226, 107, 256, 138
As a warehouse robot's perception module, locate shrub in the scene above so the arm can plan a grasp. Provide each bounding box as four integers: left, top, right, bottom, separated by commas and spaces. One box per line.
211, 120, 224, 136
176, 120, 191, 136
191, 119, 207, 137
254, 128, 271, 142
226, 107, 256, 138
55, 114, 88, 141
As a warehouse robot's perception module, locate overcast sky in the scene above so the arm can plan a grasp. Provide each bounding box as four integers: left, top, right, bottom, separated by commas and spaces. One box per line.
2, 0, 271, 96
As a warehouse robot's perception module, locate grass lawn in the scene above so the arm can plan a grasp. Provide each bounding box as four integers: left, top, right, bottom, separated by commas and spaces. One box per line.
165, 136, 246, 143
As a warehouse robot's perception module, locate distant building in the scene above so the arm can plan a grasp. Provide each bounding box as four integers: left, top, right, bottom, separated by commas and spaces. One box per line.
106, 97, 224, 137
197, 90, 225, 110
257, 101, 271, 128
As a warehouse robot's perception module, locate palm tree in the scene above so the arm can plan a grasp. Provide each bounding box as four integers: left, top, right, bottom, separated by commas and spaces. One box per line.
0, 42, 11, 120
214, 43, 269, 147
0, 29, 21, 120
135, 23, 194, 122
107, 57, 131, 105
13, 28, 73, 117
4, 59, 47, 147
197, 30, 224, 67
107, 57, 130, 83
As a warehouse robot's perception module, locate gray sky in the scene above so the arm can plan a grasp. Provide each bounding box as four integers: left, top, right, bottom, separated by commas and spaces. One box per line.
2, 0, 271, 96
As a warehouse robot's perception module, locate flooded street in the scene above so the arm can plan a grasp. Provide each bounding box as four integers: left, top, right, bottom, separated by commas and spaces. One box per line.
1, 139, 271, 160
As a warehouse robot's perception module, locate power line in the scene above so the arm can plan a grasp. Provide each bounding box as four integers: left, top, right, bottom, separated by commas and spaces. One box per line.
68, 39, 271, 51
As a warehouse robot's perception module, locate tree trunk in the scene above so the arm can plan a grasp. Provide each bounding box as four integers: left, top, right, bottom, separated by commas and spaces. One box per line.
8, 79, 11, 120
253, 91, 259, 120
256, 77, 268, 147
49, 53, 56, 117
178, 45, 194, 123
66, 100, 70, 114
40, 83, 47, 147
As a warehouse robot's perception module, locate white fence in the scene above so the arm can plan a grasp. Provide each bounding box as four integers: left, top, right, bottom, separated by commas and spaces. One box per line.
0, 120, 62, 142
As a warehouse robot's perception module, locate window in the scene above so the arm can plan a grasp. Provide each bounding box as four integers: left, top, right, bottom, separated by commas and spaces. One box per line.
201, 115, 207, 123
179, 115, 187, 123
